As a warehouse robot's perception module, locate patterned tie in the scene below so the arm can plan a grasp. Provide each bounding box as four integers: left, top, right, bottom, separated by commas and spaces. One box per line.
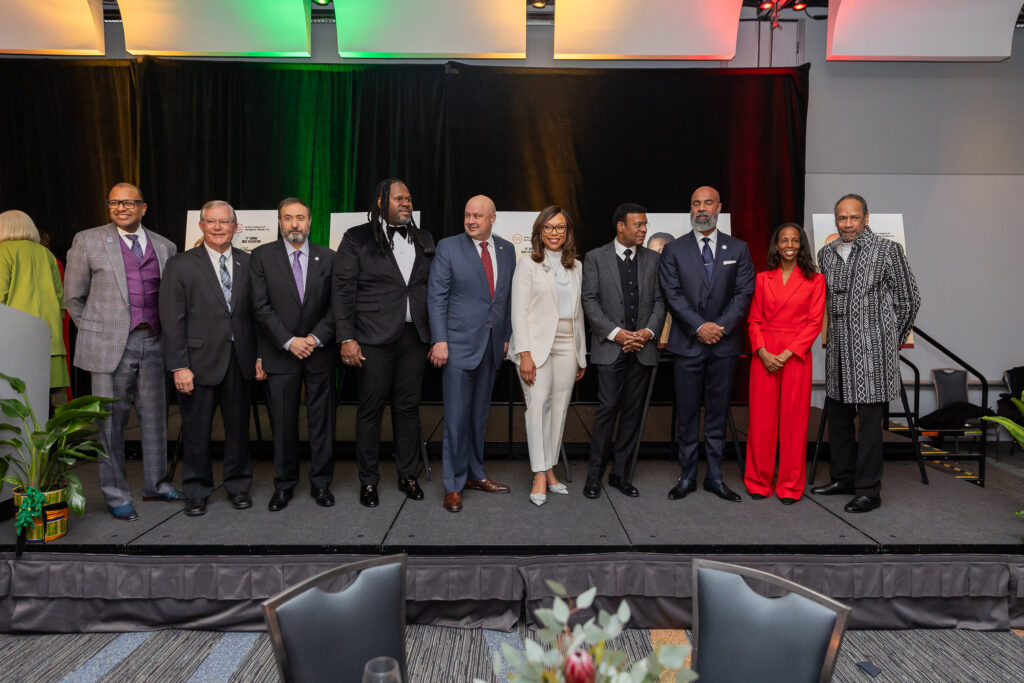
701, 237, 714, 281
480, 241, 495, 299
292, 250, 305, 303
219, 254, 232, 311
126, 234, 144, 262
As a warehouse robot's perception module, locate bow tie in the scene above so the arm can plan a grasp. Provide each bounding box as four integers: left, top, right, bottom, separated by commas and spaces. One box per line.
387, 224, 408, 242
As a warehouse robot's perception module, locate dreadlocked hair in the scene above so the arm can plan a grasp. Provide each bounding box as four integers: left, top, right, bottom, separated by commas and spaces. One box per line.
367, 177, 426, 253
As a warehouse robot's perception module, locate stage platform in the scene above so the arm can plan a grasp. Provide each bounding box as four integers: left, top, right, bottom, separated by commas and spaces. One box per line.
1, 458, 1022, 633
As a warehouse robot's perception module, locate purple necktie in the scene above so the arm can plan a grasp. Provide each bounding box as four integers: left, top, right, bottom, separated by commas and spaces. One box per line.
126, 234, 144, 262
292, 250, 304, 303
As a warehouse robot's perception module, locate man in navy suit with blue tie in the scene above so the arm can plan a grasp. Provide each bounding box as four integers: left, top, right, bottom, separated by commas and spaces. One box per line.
427, 196, 514, 512
658, 186, 755, 502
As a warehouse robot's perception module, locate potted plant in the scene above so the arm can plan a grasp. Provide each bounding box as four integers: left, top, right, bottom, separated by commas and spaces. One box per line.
0, 372, 116, 542
982, 390, 1024, 541
483, 580, 697, 683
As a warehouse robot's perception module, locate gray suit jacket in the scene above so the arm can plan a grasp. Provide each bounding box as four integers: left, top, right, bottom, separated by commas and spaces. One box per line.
65, 223, 176, 373
581, 241, 666, 367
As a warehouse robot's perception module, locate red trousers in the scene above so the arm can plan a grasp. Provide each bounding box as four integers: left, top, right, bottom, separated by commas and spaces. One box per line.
744, 344, 813, 499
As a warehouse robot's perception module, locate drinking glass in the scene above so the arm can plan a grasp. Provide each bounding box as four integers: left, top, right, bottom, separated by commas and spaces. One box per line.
362, 656, 402, 683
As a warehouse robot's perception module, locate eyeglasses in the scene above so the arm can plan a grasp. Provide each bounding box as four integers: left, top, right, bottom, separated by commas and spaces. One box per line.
201, 218, 236, 227
107, 199, 144, 209
541, 224, 567, 234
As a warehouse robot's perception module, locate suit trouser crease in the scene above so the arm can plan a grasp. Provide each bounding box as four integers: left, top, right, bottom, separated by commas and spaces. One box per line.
441, 333, 498, 493
178, 350, 253, 498
744, 351, 812, 498
91, 327, 171, 507
826, 397, 885, 497
672, 351, 737, 483
587, 353, 651, 481
521, 319, 577, 473
267, 366, 335, 491
356, 325, 427, 485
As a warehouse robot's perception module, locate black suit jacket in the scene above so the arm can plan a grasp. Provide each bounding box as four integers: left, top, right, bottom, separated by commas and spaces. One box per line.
333, 221, 434, 345
250, 240, 336, 374
158, 246, 257, 384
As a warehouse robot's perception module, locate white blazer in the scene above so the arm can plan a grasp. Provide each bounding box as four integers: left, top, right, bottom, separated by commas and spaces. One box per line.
507, 253, 587, 369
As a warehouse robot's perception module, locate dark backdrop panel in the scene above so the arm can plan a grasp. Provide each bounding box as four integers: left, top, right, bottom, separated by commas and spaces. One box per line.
138, 60, 447, 249
0, 60, 136, 258
446, 64, 809, 268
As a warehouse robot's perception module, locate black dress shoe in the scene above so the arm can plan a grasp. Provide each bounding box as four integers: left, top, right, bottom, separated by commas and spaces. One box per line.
779, 497, 799, 506
360, 484, 379, 508
703, 479, 742, 502
667, 478, 697, 500
583, 477, 601, 499
749, 493, 767, 500
608, 474, 639, 497
844, 495, 881, 513
398, 477, 424, 501
811, 480, 854, 496
228, 492, 252, 510
312, 487, 335, 507
268, 488, 293, 512
184, 497, 207, 517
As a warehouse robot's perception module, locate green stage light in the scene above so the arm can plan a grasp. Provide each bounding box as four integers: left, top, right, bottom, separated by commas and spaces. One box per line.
313, 0, 330, 5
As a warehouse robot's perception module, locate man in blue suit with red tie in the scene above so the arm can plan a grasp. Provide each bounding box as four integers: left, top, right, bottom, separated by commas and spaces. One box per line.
658, 186, 755, 502
427, 196, 515, 512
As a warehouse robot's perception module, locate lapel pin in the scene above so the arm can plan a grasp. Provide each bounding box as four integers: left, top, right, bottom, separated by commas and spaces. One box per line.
235, 260, 241, 266
722, 245, 727, 250
314, 256, 320, 261
107, 237, 113, 243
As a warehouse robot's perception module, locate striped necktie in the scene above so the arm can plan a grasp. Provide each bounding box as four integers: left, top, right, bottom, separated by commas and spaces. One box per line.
219, 254, 232, 311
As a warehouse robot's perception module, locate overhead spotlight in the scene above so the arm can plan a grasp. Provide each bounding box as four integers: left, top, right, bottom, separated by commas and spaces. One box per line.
313, 0, 329, 5
759, 2, 774, 10
532, 1, 547, 8
793, 2, 807, 9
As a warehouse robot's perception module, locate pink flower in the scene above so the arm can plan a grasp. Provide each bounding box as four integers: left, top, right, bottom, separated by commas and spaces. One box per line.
564, 650, 595, 683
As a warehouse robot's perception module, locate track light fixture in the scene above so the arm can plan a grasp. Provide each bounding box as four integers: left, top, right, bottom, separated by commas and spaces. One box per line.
532, 1, 547, 9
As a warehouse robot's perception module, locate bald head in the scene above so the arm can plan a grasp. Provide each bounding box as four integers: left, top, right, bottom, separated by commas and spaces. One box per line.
464, 195, 496, 241
690, 185, 722, 234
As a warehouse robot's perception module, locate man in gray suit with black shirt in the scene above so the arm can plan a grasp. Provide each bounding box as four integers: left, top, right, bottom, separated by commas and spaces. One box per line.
581, 203, 666, 498
65, 182, 184, 521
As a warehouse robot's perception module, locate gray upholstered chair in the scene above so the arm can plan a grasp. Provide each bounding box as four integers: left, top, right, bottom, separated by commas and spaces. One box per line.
263, 554, 407, 683
691, 559, 850, 683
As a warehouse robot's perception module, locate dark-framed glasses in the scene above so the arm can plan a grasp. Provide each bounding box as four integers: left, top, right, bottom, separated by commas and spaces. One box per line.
541, 224, 567, 234
108, 199, 144, 209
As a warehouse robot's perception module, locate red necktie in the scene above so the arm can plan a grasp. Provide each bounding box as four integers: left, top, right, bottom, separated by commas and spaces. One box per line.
480, 241, 495, 299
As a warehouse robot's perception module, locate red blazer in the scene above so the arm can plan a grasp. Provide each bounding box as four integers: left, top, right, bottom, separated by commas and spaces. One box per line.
748, 268, 825, 360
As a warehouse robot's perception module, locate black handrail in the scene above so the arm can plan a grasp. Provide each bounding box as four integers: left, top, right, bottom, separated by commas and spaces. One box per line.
911, 326, 989, 410
899, 354, 921, 427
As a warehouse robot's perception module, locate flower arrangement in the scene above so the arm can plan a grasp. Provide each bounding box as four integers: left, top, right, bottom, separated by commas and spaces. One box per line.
481, 581, 697, 683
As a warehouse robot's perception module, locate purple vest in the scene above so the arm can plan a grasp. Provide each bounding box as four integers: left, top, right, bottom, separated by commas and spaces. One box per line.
119, 235, 162, 335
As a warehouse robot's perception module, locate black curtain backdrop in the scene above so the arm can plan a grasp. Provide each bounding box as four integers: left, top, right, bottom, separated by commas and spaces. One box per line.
0, 58, 808, 270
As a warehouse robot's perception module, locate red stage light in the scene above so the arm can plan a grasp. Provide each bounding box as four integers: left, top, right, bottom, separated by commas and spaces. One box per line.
760, 1, 774, 9
793, 2, 807, 9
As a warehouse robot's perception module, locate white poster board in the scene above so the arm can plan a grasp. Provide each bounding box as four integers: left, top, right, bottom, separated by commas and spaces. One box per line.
329, 211, 422, 250
183, 210, 279, 253
811, 213, 912, 347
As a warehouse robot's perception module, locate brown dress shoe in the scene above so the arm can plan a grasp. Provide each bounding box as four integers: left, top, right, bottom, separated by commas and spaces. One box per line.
443, 492, 463, 512
464, 478, 510, 493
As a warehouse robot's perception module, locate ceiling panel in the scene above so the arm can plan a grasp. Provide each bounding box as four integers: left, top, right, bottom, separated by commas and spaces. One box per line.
335, 0, 525, 59
118, 0, 311, 57
554, 0, 744, 60
0, 0, 104, 55
827, 0, 1022, 61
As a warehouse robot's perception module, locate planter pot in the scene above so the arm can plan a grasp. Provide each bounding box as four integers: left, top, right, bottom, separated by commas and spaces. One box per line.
12, 486, 69, 543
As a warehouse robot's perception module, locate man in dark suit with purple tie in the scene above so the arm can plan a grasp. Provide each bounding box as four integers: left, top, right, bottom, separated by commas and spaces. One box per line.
658, 186, 755, 503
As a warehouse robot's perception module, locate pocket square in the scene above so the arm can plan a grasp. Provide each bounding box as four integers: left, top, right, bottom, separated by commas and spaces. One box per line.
723, 259, 737, 265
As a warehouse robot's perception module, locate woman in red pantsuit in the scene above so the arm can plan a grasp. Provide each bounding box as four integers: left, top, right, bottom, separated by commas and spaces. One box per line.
745, 223, 825, 504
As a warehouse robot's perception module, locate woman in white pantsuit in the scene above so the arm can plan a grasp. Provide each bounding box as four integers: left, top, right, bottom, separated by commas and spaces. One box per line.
508, 206, 587, 506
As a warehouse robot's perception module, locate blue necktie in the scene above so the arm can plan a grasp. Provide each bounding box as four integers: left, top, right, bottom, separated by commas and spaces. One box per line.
219, 254, 232, 311
701, 237, 714, 281
126, 234, 144, 262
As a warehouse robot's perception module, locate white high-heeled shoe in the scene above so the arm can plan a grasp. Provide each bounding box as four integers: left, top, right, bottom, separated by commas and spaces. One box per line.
529, 492, 547, 506
547, 483, 568, 495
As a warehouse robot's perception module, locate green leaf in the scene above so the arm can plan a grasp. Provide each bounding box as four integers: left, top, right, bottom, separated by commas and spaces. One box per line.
1011, 396, 1024, 420
675, 668, 700, 682
491, 652, 504, 677
65, 472, 85, 517
501, 643, 523, 668
545, 579, 568, 597
981, 416, 1024, 450
617, 600, 631, 624
534, 608, 559, 630
657, 644, 691, 670
535, 627, 558, 645
598, 610, 611, 629
0, 398, 31, 420
523, 639, 545, 663
0, 423, 21, 434
552, 596, 570, 623
0, 372, 27, 394
576, 586, 597, 609
0, 438, 23, 450
541, 647, 561, 668
583, 623, 606, 645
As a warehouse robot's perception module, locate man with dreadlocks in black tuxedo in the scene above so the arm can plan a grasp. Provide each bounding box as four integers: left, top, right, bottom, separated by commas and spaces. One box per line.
334, 178, 435, 507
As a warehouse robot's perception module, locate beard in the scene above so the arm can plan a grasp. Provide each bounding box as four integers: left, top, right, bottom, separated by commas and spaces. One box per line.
690, 211, 718, 231
391, 213, 412, 226
285, 230, 307, 245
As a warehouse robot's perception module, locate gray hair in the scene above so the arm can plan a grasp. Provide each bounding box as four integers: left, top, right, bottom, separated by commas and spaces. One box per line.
0, 210, 41, 243
200, 200, 237, 223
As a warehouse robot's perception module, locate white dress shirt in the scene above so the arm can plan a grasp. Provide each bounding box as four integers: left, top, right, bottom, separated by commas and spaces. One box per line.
118, 226, 149, 254
471, 234, 498, 284
380, 219, 415, 322
692, 226, 718, 256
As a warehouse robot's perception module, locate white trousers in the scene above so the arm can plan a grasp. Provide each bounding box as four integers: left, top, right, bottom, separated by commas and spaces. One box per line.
521, 319, 578, 473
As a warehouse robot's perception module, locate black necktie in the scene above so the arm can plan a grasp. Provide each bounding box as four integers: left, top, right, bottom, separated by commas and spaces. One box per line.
388, 224, 408, 242
624, 249, 633, 264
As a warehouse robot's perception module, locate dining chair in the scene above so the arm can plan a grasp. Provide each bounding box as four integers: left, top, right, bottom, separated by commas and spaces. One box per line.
263, 554, 408, 682
691, 558, 850, 683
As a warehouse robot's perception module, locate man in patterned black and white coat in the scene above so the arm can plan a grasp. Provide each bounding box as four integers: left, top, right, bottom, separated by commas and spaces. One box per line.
811, 193, 920, 513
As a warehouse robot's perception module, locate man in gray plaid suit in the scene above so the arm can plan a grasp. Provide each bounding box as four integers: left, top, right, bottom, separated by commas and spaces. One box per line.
66, 183, 184, 521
